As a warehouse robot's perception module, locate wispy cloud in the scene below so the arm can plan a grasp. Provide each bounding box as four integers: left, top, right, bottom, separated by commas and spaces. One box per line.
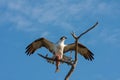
1, 0, 120, 33
99, 28, 120, 45
40, 31, 49, 37
81, 27, 120, 46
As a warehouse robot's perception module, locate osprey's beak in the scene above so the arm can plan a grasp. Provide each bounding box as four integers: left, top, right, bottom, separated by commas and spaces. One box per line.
65, 37, 67, 39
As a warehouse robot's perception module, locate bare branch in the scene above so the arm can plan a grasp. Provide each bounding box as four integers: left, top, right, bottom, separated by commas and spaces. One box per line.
71, 31, 77, 39
38, 54, 73, 65
65, 65, 75, 80
65, 34, 78, 80
65, 22, 98, 80
78, 22, 98, 39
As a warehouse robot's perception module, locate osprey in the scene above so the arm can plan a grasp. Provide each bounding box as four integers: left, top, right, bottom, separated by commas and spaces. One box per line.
25, 36, 94, 72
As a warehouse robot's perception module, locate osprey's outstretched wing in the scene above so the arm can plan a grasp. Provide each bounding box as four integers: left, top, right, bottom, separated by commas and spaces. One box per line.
25, 38, 54, 55
64, 43, 94, 61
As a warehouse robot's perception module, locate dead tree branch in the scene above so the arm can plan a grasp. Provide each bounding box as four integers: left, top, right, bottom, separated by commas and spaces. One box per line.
78, 22, 98, 39
64, 22, 98, 80
65, 36, 78, 80
38, 54, 73, 65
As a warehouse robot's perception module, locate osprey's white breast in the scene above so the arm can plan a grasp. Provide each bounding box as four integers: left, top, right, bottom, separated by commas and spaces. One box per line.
54, 41, 66, 59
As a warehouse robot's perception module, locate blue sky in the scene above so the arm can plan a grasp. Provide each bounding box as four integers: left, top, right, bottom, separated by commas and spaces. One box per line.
0, 0, 120, 80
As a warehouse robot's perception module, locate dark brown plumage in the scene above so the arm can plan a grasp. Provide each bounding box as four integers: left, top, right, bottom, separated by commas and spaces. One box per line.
25, 38, 54, 55
25, 37, 94, 61
64, 43, 94, 61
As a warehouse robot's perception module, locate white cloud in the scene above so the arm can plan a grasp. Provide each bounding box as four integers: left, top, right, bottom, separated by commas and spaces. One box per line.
95, 1, 120, 16
97, 28, 120, 46
40, 31, 49, 37
81, 27, 120, 46
1, 0, 120, 33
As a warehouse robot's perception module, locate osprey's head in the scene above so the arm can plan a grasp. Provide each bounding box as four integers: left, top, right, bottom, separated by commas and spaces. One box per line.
60, 36, 67, 41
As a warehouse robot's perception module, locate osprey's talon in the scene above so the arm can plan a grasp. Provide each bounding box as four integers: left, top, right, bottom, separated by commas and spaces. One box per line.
55, 68, 60, 73
47, 59, 54, 64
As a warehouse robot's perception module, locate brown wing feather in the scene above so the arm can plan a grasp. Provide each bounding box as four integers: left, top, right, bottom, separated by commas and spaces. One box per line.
64, 43, 94, 61
25, 38, 54, 55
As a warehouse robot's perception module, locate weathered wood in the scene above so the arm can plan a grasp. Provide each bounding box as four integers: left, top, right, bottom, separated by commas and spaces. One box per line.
64, 22, 98, 80
38, 54, 73, 65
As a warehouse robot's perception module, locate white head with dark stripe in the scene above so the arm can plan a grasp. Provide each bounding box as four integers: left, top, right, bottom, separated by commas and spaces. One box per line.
60, 36, 67, 41
57, 36, 67, 44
